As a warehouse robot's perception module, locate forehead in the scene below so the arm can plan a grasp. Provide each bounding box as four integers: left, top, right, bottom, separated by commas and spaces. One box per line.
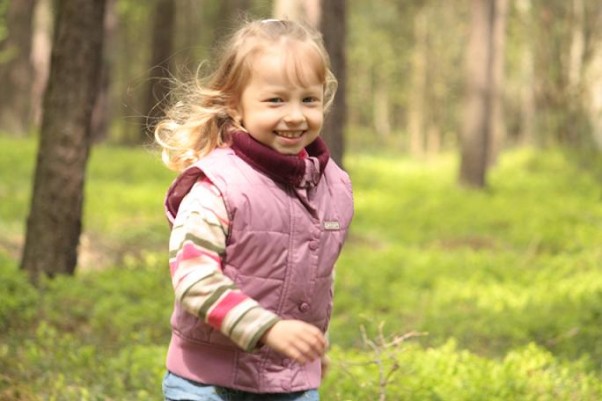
247, 40, 325, 89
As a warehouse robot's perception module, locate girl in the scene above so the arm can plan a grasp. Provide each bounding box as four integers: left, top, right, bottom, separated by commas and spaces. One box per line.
155, 19, 353, 401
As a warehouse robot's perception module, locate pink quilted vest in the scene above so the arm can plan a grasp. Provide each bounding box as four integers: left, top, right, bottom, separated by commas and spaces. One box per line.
164, 138, 353, 393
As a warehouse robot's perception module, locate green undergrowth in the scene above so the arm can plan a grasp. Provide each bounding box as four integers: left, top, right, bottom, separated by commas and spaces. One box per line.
322, 341, 602, 400
0, 136, 601, 400
333, 150, 601, 355
0, 254, 171, 401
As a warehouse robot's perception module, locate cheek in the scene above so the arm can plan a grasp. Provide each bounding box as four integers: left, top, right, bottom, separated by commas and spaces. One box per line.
247, 109, 277, 125
242, 111, 278, 134
309, 111, 324, 129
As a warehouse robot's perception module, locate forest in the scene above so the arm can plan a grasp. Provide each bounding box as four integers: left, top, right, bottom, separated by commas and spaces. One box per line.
1, 0, 601, 400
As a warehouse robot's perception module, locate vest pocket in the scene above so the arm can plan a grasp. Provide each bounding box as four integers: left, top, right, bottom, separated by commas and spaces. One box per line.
315, 230, 346, 278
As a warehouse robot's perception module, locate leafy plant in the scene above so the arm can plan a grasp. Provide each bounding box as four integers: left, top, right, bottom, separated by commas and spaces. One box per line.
1, 139, 601, 400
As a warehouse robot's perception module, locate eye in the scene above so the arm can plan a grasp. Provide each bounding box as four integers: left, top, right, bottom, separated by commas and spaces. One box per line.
265, 97, 284, 103
303, 96, 321, 104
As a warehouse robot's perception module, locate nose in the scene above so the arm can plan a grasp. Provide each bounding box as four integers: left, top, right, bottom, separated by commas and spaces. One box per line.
283, 103, 305, 124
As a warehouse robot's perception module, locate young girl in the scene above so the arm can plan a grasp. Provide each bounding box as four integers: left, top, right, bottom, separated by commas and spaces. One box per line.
155, 19, 353, 401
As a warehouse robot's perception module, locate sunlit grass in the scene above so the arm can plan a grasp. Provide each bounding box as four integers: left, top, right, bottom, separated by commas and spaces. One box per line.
332, 148, 602, 370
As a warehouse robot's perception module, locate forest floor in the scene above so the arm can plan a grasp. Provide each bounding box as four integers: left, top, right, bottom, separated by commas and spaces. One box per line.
1, 137, 601, 400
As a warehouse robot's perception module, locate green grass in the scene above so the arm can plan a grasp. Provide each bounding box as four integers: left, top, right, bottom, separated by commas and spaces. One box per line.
0, 136, 176, 267
333, 151, 602, 362
1, 136, 601, 400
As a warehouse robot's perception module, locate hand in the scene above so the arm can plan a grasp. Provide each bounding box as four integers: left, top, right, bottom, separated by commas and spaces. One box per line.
260, 320, 326, 364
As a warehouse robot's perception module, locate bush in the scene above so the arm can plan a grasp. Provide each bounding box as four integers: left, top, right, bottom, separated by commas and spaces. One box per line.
1, 139, 601, 400
0, 262, 171, 401
322, 338, 602, 401
0, 258, 38, 331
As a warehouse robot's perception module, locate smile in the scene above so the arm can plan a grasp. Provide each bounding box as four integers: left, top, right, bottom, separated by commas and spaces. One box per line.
274, 131, 305, 139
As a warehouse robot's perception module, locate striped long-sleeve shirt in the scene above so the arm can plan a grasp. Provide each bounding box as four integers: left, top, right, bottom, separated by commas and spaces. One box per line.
169, 177, 280, 351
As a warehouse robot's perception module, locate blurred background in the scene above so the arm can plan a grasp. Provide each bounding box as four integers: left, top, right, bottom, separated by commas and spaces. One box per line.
3, 0, 602, 156
1, 1, 602, 400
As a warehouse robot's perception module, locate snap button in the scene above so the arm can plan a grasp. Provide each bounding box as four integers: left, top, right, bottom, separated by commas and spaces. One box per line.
299, 302, 310, 313
308, 241, 319, 251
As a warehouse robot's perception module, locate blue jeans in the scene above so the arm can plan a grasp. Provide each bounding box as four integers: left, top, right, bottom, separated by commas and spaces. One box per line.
163, 372, 320, 401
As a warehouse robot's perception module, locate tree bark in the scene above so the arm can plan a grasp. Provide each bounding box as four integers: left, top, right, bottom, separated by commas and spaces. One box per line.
408, 7, 427, 157
320, 0, 347, 168
91, 0, 117, 143
0, 0, 36, 135
175, 0, 205, 74
273, 0, 320, 26
373, 76, 391, 139
273, 0, 303, 20
214, 0, 251, 44
142, 0, 176, 143
30, 0, 53, 129
459, 0, 506, 188
488, 0, 508, 166
21, 0, 106, 280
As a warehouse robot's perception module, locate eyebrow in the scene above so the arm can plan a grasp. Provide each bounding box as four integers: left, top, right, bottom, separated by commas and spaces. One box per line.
256, 86, 323, 98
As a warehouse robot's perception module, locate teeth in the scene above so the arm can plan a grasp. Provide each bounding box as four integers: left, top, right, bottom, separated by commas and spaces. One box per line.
275, 131, 304, 138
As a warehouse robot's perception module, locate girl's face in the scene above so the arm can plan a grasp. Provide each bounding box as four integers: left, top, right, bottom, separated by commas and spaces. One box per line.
234, 45, 324, 155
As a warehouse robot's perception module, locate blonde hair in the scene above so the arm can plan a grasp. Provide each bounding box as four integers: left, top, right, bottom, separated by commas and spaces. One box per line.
154, 19, 338, 172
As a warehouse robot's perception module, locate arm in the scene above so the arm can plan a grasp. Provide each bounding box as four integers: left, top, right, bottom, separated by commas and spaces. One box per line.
170, 177, 279, 351
171, 177, 326, 362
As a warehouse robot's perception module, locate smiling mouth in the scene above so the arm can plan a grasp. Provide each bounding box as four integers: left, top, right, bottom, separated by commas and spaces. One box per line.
274, 130, 305, 139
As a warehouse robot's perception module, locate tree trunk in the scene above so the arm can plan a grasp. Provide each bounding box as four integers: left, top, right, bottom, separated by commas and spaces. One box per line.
21, 0, 106, 280
590, 50, 602, 149
408, 7, 427, 157
273, 0, 320, 26
320, 0, 347, 168
568, 0, 585, 90
459, 0, 505, 188
427, 126, 441, 156
514, 0, 535, 146
373, 76, 391, 139
91, 0, 116, 143
0, 0, 36, 135
142, 0, 176, 143
30, 0, 53, 129
565, 0, 587, 146
273, 0, 304, 20
488, 0, 508, 166
215, 0, 251, 44
175, 0, 204, 75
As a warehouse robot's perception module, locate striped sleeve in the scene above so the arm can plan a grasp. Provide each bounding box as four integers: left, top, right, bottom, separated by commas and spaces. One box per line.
169, 177, 280, 351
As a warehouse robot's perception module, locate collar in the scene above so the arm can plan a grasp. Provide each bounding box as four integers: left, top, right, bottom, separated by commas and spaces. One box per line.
230, 131, 330, 188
